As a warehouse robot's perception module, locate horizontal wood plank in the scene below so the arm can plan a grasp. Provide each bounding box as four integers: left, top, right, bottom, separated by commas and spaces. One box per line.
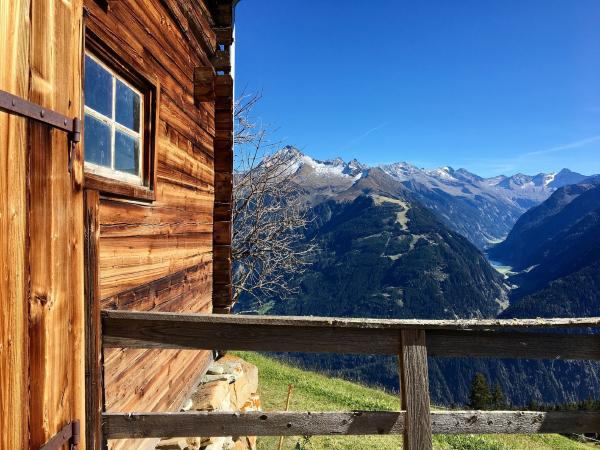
431, 410, 600, 435
103, 411, 406, 438
102, 311, 600, 360
102, 311, 600, 330
102, 410, 600, 438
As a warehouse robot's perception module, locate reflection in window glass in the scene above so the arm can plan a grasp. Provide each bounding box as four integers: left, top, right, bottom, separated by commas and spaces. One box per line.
116, 80, 141, 132
84, 52, 143, 183
114, 131, 139, 175
84, 114, 111, 167
84, 56, 112, 117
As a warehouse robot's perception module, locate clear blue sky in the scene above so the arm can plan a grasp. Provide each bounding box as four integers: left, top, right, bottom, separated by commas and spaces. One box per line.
234, 0, 600, 177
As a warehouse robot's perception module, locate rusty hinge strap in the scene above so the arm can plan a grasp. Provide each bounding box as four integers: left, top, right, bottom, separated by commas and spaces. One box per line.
39, 420, 80, 450
0, 89, 80, 143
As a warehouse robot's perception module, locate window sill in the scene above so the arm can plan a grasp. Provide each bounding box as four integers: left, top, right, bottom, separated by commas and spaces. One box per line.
85, 172, 155, 202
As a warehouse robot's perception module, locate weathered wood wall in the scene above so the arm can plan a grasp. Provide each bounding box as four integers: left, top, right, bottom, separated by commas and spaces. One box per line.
83, 0, 233, 448
0, 1, 30, 448
1, 0, 85, 448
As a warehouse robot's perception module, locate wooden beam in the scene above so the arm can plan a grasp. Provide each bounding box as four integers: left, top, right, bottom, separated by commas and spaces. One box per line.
101, 311, 600, 360
426, 330, 600, 360
101, 311, 600, 330
431, 410, 600, 435
102, 411, 406, 439
84, 190, 104, 450
211, 48, 231, 73
193, 67, 214, 103
399, 330, 432, 450
214, 26, 233, 45
102, 410, 600, 439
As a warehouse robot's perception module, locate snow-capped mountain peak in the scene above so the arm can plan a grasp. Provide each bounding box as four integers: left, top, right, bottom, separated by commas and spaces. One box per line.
275, 146, 367, 179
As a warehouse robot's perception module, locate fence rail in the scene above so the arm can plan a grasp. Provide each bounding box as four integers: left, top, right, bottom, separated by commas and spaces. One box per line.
101, 311, 600, 449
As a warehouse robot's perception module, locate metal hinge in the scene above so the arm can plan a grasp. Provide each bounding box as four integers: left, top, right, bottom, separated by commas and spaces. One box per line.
38, 420, 80, 450
0, 89, 81, 172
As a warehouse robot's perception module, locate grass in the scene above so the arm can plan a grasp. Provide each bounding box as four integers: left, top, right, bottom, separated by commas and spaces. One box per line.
234, 352, 596, 450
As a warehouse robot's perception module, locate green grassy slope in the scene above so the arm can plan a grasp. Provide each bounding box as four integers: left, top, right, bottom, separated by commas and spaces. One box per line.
235, 352, 595, 450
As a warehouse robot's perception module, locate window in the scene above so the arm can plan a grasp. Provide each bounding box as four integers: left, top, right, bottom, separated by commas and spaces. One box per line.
82, 42, 158, 201
84, 53, 143, 184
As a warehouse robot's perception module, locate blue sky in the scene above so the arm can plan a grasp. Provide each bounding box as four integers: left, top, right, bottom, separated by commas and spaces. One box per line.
234, 0, 600, 177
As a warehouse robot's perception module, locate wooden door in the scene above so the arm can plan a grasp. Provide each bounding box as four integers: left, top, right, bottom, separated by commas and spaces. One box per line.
0, 0, 85, 448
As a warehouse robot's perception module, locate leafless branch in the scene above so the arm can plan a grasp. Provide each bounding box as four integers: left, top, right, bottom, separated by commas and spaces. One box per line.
232, 92, 318, 308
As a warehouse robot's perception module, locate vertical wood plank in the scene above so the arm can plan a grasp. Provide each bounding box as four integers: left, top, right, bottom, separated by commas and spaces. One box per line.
85, 190, 104, 450
212, 74, 233, 312
399, 329, 432, 450
0, 0, 31, 447
28, 0, 85, 446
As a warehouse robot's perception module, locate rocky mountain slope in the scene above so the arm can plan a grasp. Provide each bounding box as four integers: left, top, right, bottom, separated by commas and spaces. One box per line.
277, 193, 508, 319
278, 146, 588, 248
491, 178, 600, 314
238, 147, 599, 406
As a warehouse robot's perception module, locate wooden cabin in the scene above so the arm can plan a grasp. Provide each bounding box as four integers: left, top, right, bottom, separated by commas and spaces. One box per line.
0, 0, 235, 448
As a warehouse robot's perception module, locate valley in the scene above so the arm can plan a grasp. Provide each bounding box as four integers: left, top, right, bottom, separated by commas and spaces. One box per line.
234, 147, 600, 407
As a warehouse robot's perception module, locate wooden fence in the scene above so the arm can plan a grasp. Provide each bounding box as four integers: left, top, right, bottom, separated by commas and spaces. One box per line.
101, 311, 600, 450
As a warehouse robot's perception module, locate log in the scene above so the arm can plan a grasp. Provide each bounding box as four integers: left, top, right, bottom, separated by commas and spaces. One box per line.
431, 410, 600, 435
101, 311, 600, 330
102, 311, 600, 361
103, 411, 406, 438
102, 410, 600, 438
399, 330, 432, 449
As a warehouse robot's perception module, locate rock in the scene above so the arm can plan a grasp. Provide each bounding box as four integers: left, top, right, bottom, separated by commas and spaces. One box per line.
202, 373, 236, 383
192, 380, 231, 411
185, 436, 202, 450
156, 437, 186, 450
202, 436, 235, 450
181, 398, 193, 411
206, 362, 225, 375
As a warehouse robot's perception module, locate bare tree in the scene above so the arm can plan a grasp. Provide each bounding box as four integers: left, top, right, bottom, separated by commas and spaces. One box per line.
232, 92, 317, 307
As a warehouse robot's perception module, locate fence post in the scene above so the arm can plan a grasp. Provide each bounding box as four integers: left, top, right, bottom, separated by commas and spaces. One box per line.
399, 329, 432, 450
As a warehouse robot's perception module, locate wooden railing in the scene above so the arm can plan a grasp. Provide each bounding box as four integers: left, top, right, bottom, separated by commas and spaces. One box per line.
101, 311, 600, 449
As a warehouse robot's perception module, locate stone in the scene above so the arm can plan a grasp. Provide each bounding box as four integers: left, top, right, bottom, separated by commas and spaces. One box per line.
181, 398, 193, 411
207, 362, 225, 375
156, 437, 186, 450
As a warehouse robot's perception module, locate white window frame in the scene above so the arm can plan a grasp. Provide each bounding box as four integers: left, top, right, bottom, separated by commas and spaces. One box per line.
84, 52, 144, 186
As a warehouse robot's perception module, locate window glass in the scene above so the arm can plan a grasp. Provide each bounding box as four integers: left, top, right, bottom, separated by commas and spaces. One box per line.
114, 131, 139, 175
84, 52, 144, 183
84, 114, 111, 167
84, 56, 112, 118
116, 79, 141, 132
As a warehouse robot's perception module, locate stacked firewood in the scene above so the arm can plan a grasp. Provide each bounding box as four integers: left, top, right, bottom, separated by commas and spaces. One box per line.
156, 355, 260, 450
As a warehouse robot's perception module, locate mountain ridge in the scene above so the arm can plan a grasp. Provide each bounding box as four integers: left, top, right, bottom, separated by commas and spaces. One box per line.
276, 146, 591, 248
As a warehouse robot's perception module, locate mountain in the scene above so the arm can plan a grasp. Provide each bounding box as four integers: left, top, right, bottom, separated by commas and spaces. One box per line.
258, 188, 600, 406
273, 193, 508, 319
380, 165, 588, 249
488, 180, 600, 271
490, 178, 600, 313
240, 148, 599, 406
277, 147, 589, 249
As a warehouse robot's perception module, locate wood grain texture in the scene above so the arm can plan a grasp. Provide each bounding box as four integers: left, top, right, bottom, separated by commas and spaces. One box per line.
102, 410, 600, 439
103, 411, 407, 439
426, 329, 600, 360
0, 0, 30, 447
399, 330, 432, 450
430, 410, 600, 434
83, 2, 231, 445
212, 73, 233, 309
101, 311, 600, 361
27, 0, 86, 446
85, 190, 104, 450
101, 311, 600, 330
